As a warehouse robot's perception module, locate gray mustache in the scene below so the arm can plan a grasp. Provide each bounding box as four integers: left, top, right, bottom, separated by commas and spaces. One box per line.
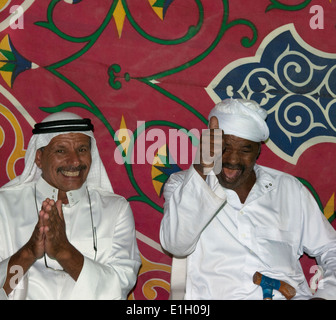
57, 165, 87, 173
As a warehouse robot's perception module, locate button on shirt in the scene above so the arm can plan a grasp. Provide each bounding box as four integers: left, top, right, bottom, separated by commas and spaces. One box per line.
160, 165, 336, 300
0, 177, 141, 300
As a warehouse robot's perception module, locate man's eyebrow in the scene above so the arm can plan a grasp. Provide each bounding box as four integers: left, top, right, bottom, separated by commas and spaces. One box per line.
79, 143, 91, 149
51, 144, 66, 149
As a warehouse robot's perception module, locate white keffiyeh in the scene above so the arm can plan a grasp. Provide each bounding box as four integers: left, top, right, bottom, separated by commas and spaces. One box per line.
2, 112, 113, 192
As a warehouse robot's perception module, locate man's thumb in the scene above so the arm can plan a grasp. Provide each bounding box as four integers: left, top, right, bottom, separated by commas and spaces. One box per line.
209, 116, 219, 129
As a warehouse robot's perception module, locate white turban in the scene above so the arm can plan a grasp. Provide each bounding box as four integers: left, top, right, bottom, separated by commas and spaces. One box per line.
2, 112, 113, 192
208, 98, 269, 142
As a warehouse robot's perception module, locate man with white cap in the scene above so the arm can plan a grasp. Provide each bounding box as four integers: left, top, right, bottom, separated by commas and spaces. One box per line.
0, 112, 141, 299
160, 98, 336, 300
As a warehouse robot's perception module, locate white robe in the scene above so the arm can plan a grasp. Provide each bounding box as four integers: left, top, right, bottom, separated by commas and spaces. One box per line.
0, 177, 141, 300
160, 164, 336, 300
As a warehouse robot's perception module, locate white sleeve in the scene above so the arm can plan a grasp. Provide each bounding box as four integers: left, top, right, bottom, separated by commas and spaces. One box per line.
70, 202, 141, 300
160, 166, 227, 257
0, 258, 9, 300
314, 248, 336, 300
299, 184, 336, 300
0, 205, 9, 300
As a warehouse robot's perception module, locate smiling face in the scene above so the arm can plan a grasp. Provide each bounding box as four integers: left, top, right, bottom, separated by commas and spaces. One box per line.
216, 135, 261, 202
35, 133, 92, 198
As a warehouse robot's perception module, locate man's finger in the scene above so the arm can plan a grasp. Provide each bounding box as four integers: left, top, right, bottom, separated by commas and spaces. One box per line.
56, 200, 64, 221
36, 213, 45, 239
209, 116, 219, 130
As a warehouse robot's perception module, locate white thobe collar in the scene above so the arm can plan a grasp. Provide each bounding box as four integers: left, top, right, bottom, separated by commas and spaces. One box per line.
253, 164, 277, 193
35, 177, 87, 207
215, 164, 277, 209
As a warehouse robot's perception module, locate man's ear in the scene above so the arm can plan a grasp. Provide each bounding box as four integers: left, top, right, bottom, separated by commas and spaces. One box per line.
35, 148, 43, 169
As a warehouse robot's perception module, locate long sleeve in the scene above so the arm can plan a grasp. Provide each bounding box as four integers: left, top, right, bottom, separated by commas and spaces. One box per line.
0, 184, 141, 300
0, 258, 9, 300
314, 248, 336, 299
0, 204, 29, 300
160, 166, 227, 257
298, 185, 336, 299
69, 202, 141, 300
0, 199, 11, 300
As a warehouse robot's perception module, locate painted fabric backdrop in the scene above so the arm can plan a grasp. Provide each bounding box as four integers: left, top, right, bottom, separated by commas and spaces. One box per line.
0, 0, 335, 299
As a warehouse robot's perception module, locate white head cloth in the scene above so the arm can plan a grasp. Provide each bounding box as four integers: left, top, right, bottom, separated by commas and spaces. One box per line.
2, 112, 113, 192
208, 98, 269, 142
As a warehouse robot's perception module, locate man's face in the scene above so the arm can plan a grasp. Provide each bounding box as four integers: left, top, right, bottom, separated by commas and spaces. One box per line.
217, 135, 260, 192
35, 133, 92, 192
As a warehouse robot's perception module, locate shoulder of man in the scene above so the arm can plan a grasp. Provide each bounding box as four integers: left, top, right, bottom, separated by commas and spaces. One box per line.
256, 164, 304, 189
0, 180, 34, 194
87, 186, 130, 206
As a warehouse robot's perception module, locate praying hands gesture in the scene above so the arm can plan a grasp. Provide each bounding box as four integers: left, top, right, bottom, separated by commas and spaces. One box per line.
25, 199, 67, 261
3, 199, 84, 296
39, 199, 69, 261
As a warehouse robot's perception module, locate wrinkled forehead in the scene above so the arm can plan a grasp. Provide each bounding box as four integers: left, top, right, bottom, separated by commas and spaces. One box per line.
35, 129, 95, 151
46, 132, 92, 147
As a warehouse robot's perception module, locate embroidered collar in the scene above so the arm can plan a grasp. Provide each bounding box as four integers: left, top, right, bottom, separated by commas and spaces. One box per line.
35, 177, 87, 207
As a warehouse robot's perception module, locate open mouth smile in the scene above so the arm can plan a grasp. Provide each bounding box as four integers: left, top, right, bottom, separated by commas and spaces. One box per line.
223, 167, 242, 181
57, 165, 87, 178
61, 170, 80, 177
222, 164, 244, 183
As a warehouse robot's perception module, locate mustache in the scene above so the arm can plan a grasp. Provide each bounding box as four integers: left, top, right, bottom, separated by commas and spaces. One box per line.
57, 165, 87, 173
222, 163, 244, 171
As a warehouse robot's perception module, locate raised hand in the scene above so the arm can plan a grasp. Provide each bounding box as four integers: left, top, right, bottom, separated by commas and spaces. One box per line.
194, 116, 225, 178
40, 199, 69, 261
40, 198, 84, 280
24, 212, 46, 261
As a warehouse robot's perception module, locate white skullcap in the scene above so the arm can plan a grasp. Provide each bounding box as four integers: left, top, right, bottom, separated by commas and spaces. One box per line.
208, 98, 269, 142
2, 112, 113, 192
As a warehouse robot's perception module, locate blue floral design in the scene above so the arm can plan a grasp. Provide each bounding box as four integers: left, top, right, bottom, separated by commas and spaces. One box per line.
208, 24, 336, 164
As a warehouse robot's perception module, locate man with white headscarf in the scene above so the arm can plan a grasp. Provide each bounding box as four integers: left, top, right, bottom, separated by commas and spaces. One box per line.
0, 112, 141, 300
160, 98, 336, 300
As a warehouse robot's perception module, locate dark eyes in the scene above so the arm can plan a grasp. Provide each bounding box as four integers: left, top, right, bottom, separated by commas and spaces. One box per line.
223, 147, 252, 154
55, 147, 89, 154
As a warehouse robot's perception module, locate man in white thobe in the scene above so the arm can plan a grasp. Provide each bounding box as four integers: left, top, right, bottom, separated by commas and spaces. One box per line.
0, 112, 141, 299
160, 98, 336, 300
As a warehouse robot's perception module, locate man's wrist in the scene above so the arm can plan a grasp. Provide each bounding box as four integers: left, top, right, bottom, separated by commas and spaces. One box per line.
56, 244, 84, 281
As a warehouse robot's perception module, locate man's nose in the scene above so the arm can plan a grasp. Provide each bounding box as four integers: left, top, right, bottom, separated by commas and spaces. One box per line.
225, 151, 240, 165
67, 150, 81, 165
